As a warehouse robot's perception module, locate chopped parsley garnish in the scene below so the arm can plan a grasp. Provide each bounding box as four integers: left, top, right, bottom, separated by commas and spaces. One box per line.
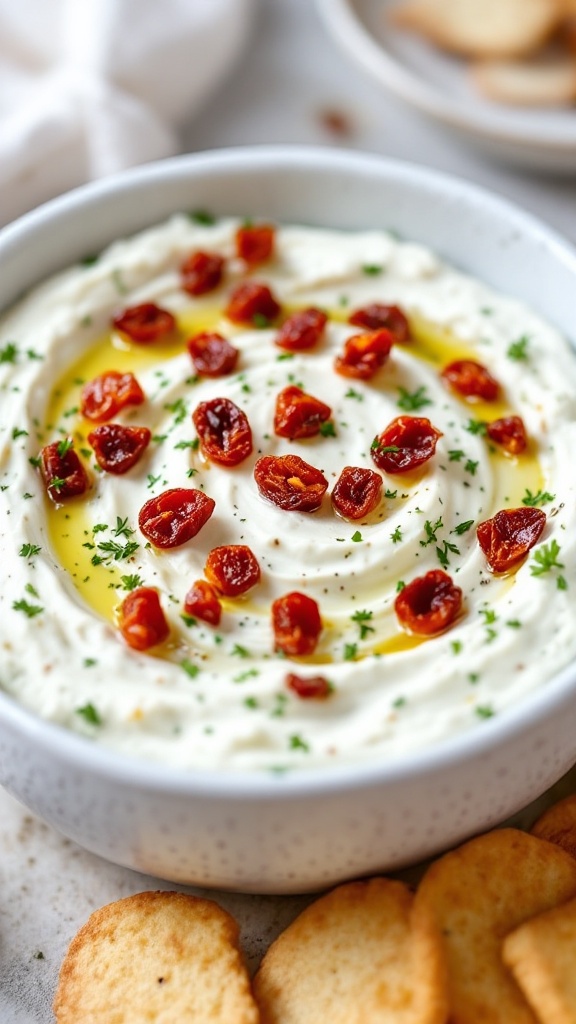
164, 397, 188, 425
76, 703, 102, 725
530, 540, 567, 589
384, 488, 398, 499
120, 574, 144, 591
343, 643, 358, 661
181, 659, 200, 678
448, 449, 466, 462
451, 640, 462, 655
0, 342, 18, 364
174, 438, 199, 450
187, 209, 216, 225
436, 540, 459, 568
421, 517, 443, 547
396, 385, 431, 411
465, 419, 488, 436
56, 437, 73, 457
13, 598, 44, 617
507, 335, 530, 361
522, 488, 555, 507
464, 459, 479, 476
452, 519, 474, 535
289, 734, 310, 753
351, 530, 363, 542
19, 543, 41, 558
113, 516, 135, 539
253, 313, 270, 329
180, 614, 197, 628
92, 539, 139, 564
362, 264, 383, 275
475, 705, 495, 719
345, 388, 364, 401
390, 526, 402, 544
371, 440, 399, 455
351, 609, 375, 639
319, 421, 336, 438
232, 644, 250, 658
12, 427, 28, 440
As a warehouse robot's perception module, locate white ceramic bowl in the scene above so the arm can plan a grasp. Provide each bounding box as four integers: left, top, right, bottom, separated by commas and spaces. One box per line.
1, 146, 576, 894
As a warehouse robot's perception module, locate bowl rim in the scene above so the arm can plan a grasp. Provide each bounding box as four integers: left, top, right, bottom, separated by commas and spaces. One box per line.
1, 142, 576, 799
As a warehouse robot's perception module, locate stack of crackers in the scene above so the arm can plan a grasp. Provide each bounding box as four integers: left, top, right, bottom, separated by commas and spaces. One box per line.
390, 0, 576, 106
53, 793, 576, 1022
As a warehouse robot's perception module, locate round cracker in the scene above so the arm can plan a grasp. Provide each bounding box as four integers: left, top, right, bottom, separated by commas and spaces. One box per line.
53, 890, 259, 1024
253, 876, 447, 1024
531, 793, 576, 857
503, 895, 576, 1024
391, 0, 564, 58
414, 828, 576, 1024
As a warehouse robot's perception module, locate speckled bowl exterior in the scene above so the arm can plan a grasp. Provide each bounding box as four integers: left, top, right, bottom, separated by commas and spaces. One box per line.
1, 147, 576, 893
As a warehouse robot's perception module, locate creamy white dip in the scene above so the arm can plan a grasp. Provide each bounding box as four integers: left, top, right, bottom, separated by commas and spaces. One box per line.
1, 215, 576, 772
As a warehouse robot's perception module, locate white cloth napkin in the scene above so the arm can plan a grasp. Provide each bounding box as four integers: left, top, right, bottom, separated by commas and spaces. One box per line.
0, 0, 256, 226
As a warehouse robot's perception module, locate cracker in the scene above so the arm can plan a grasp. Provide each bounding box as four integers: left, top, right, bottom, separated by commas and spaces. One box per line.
53, 890, 259, 1024
503, 895, 576, 1024
414, 828, 576, 1024
391, 0, 564, 58
532, 792, 576, 858
473, 54, 576, 106
253, 876, 448, 1024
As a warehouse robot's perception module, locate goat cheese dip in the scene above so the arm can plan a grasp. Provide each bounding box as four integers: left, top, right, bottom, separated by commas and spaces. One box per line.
1, 214, 576, 773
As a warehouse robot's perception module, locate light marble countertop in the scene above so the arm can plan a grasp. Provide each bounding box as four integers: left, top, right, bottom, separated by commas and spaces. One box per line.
1, 1, 575, 1020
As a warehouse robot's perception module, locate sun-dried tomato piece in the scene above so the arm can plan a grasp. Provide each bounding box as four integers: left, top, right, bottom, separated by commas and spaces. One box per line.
395, 570, 462, 636
80, 370, 145, 423
88, 424, 151, 474
348, 303, 410, 342
441, 360, 500, 401
272, 592, 322, 656
487, 415, 527, 455
138, 487, 215, 549
225, 281, 281, 326
236, 223, 275, 265
331, 466, 383, 520
275, 308, 327, 351
204, 544, 261, 597
192, 397, 253, 467
118, 587, 169, 651
254, 455, 328, 512
334, 328, 395, 380
183, 579, 222, 626
112, 302, 176, 343
371, 416, 442, 474
285, 673, 331, 699
40, 441, 89, 502
180, 250, 225, 296
477, 507, 546, 574
274, 386, 332, 440
187, 331, 239, 377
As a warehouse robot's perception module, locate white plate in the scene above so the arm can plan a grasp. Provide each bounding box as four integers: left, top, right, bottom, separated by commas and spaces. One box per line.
316, 0, 576, 173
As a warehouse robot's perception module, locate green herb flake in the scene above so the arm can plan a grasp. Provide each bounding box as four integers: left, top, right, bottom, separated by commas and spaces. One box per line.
351, 530, 363, 542
507, 335, 530, 361
319, 421, 336, 438
362, 264, 383, 276
187, 209, 216, 225
343, 643, 358, 661
475, 705, 495, 719
181, 659, 200, 678
522, 489, 555, 508
12, 427, 28, 440
390, 526, 402, 544
120, 574, 144, 591
253, 313, 270, 329
351, 609, 375, 639
345, 388, 364, 401
397, 385, 431, 411
452, 519, 474, 535
530, 539, 564, 578
465, 419, 488, 436
451, 640, 462, 655
421, 516, 443, 547
232, 643, 250, 658
76, 703, 102, 725
19, 543, 41, 558
289, 734, 310, 753
12, 598, 43, 618
448, 449, 466, 462
0, 342, 18, 364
